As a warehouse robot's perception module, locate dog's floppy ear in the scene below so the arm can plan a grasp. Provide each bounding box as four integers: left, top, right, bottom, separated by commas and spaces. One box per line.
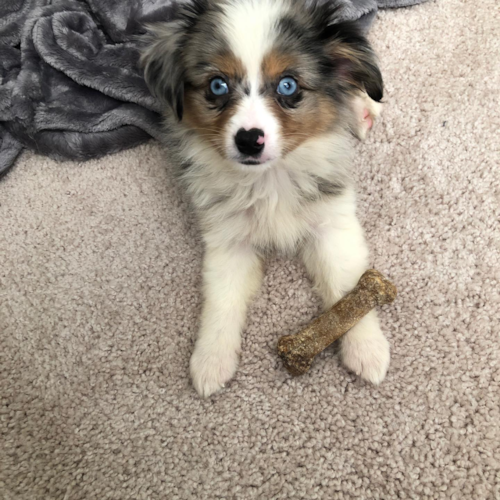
141, 1, 209, 120
141, 23, 186, 120
321, 21, 383, 102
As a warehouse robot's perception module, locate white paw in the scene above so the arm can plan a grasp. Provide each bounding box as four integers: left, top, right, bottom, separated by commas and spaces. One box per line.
340, 322, 390, 385
189, 340, 239, 398
350, 91, 383, 140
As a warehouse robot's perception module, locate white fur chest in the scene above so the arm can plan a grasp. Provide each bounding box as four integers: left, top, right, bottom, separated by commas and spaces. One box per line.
234, 167, 312, 252
180, 131, 353, 253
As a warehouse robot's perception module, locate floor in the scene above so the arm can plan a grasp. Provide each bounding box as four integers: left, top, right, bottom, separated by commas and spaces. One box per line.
1, 0, 499, 498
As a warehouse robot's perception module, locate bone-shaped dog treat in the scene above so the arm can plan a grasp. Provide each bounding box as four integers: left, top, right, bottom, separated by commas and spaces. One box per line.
277, 269, 397, 376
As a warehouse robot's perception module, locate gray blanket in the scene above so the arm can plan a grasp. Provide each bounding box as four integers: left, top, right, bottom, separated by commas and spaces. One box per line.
0, 0, 427, 177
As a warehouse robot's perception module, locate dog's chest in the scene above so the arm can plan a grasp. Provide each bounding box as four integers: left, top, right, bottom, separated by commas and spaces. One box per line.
231, 169, 318, 251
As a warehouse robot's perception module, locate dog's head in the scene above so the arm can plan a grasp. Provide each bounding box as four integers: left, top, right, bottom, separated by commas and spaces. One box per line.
141, 0, 382, 167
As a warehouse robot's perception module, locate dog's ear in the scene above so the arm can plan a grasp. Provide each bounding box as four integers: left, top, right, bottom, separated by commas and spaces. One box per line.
321, 21, 383, 102
141, 23, 186, 120
141, 1, 209, 120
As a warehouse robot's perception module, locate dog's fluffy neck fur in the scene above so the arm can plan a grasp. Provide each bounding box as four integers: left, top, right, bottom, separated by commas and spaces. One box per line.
175, 126, 354, 254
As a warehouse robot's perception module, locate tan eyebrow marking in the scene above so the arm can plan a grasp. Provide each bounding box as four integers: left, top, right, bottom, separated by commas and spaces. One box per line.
212, 51, 246, 80
261, 49, 297, 80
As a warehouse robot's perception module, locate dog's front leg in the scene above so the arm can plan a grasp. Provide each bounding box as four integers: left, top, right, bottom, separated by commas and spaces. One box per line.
190, 244, 263, 397
301, 200, 390, 384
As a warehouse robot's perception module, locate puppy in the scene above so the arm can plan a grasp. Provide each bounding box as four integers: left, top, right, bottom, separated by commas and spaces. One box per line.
141, 0, 388, 397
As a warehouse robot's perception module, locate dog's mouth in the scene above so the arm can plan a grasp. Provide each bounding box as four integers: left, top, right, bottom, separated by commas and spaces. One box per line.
225, 142, 278, 166
235, 155, 274, 167
240, 159, 262, 166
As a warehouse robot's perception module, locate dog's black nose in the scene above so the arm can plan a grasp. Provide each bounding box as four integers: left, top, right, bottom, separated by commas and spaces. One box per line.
235, 128, 265, 157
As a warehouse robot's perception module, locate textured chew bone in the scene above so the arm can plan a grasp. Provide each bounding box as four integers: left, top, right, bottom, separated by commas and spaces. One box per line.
277, 269, 397, 376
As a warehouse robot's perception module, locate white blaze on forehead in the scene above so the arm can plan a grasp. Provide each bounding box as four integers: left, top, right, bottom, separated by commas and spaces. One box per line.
219, 0, 289, 88
218, 0, 290, 165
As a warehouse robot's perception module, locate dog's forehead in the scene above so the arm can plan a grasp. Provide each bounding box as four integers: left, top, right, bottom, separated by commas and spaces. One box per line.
217, 0, 290, 83
185, 0, 321, 90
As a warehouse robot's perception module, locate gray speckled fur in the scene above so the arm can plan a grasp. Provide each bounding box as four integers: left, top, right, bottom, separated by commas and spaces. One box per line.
0, 0, 426, 177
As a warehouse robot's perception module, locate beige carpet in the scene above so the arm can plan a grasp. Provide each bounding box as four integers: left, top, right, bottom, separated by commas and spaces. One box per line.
1, 0, 499, 498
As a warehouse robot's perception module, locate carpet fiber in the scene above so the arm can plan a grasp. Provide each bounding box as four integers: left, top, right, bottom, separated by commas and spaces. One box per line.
1, 0, 499, 498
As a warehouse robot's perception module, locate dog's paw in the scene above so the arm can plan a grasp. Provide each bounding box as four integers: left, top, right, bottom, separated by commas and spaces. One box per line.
350, 91, 383, 140
340, 321, 390, 385
190, 340, 239, 398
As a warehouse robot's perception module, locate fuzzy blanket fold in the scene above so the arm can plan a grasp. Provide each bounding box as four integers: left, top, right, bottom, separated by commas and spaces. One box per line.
0, 0, 427, 177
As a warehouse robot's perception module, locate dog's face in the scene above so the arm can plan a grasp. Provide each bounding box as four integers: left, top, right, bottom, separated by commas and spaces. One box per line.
142, 0, 382, 167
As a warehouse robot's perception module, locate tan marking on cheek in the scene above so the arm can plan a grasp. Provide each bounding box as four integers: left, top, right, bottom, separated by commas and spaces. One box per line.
262, 49, 338, 153
262, 50, 297, 80
183, 89, 239, 157
267, 96, 339, 155
180, 50, 245, 157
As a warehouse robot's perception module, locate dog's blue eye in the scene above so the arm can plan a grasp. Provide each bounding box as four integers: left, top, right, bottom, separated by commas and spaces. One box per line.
277, 77, 298, 96
210, 77, 229, 96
